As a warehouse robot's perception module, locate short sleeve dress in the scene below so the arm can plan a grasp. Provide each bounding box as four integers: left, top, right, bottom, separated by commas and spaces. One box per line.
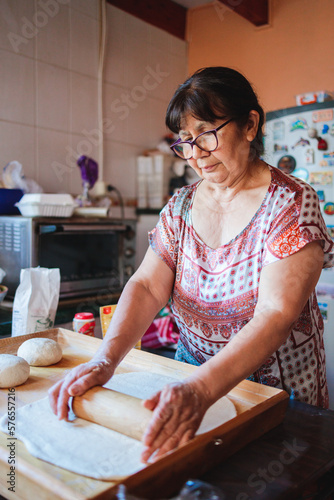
149, 166, 334, 408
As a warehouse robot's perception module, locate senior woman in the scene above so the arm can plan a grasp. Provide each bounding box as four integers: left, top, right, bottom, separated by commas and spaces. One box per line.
49, 67, 333, 463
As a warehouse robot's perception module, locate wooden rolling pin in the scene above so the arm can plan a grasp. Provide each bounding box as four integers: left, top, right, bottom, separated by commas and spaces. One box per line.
72, 386, 153, 441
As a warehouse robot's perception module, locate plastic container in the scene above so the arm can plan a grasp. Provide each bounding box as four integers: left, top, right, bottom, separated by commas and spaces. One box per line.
15, 193, 76, 217
0, 188, 24, 215
73, 312, 95, 337
295, 90, 333, 106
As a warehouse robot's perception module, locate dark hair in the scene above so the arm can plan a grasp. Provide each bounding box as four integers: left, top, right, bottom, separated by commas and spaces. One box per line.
166, 67, 264, 158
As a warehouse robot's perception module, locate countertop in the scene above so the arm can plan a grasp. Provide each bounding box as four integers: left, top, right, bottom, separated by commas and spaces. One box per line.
0, 293, 122, 338
199, 399, 334, 499
1, 302, 333, 498
0, 399, 333, 499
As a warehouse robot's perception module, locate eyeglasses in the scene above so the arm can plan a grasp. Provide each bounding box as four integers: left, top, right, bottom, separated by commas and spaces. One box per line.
170, 118, 233, 160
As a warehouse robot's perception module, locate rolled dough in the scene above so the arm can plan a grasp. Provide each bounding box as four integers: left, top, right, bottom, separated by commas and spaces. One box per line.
0, 354, 30, 388
0, 371, 236, 479
17, 338, 62, 366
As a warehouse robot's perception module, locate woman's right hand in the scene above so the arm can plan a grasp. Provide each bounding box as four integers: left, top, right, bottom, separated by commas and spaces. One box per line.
48, 358, 115, 420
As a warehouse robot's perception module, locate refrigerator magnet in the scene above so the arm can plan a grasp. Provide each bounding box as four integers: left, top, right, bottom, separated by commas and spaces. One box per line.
274, 144, 288, 152
326, 226, 334, 238
324, 202, 334, 215
317, 137, 328, 150
318, 302, 328, 322
312, 109, 333, 123
309, 171, 333, 185
293, 168, 309, 181
277, 155, 296, 174
305, 148, 315, 164
290, 118, 308, 131
273, 121, 285, 140
307, 127, 318, 139
330, 124, 334, 136
317, 190, 325, 202
292, 137, 310, 149
321, 158, 334, 166
322, 124, 329, 134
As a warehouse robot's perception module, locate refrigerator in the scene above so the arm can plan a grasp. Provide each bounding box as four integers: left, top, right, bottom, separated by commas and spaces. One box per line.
265, 100, 334, 409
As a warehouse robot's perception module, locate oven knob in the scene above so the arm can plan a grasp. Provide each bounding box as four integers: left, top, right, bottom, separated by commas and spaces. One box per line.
125, 226, 135, 240
124, 265, 134, 277
124, 247, 135, 258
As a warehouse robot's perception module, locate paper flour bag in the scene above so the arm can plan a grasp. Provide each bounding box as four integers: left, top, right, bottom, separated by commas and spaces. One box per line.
12, 267, 60, 336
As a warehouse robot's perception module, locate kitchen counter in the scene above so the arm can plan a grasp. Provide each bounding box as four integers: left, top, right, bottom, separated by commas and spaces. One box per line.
0, 293, 122, 338
0, 301, 176, 360
0, 399, 332, 499
199, 399, 334, 499
1, 301, 333, 498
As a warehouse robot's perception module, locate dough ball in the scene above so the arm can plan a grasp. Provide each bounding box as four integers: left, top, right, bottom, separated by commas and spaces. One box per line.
0, 354, 30, 388
17, 338, 62, 367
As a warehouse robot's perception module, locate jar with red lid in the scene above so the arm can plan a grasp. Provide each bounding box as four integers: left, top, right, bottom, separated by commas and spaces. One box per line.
73, 312, 95, 337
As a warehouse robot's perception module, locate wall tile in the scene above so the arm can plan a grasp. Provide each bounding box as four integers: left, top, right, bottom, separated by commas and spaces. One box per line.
36, 61, 69, 131
71, 0, 98, 19
148, 98, 170, 149
103, 82, 128, 143
1, 1, 188, 195
124, 35, 149, 90
0, 0, 36, 57
104, 39, 125, 87
37, 128, 73, 193
149, 24, 171, 53
0, 49, 35, 125
125, 11, 149, 44
104, 6, 125, 87
169, 53, 188, 93
104, 140, 142, 200
147, 46, 172, 101
70, 72, 98, 134
104, 48, 125, 87
0, 120, 36, 180
125, 97, 151, 149
69, 9, 98, 78
170, 34, 188, 58
36, 3, 70, 69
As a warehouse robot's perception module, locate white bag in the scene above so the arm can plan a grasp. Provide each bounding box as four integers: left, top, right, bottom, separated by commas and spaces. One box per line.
12, 268, 60, 337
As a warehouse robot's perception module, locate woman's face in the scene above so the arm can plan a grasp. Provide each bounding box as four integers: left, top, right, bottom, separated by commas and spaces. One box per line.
178, 112, 259, 188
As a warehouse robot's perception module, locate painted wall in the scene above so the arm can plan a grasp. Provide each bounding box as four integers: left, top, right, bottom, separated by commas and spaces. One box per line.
0, 0, 187, 199
186, 0, 334, 113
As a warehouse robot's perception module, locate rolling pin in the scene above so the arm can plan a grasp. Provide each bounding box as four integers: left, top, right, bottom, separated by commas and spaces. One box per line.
72, 386, 153, 441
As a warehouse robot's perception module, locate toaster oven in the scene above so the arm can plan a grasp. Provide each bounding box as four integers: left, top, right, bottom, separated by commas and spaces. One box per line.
0, 216, 136, 299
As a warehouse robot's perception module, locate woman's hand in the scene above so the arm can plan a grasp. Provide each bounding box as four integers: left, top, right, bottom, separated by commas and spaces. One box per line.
48, 359, 115, 420
141, 381, 210, 463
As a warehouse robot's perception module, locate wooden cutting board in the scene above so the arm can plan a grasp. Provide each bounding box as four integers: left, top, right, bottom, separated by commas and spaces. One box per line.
0, 329, 289, 500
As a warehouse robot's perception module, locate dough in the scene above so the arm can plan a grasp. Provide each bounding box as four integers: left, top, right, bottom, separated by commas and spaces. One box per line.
0, 371, 236, 479
0, 397, 145, 480
17, 338, 62, 366
0, 354, 30, 388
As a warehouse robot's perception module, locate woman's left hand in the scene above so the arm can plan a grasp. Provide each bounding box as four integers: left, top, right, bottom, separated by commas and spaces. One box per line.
141, 381, 210, 463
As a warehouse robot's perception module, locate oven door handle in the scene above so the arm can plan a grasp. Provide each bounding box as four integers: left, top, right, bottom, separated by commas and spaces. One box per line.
61, 224, 127, 232
39, 224, 127, 234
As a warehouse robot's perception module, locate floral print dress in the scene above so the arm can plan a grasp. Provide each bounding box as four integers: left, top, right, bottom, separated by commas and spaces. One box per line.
149, 166, 334, 408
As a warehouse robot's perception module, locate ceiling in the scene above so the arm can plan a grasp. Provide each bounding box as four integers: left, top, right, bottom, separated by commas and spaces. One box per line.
174, 0, 269, 27
107, 0, 269, 40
